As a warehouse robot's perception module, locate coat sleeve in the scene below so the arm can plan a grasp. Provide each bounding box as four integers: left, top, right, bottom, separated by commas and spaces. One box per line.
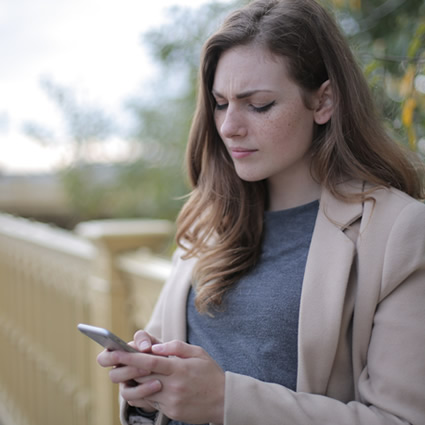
223, 200, 425, 425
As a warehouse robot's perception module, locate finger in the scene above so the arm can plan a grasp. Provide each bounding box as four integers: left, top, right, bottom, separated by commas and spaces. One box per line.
97, 349, 121, 367
109, 365, 150, 384
152, 340, 204, 359
118, 383, 160, 411
120, 379, 162, 402
113, 351, 174, 375
133, 330, 161, 352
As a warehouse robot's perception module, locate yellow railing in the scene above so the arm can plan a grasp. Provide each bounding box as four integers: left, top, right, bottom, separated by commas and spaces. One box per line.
0, 214, 173, 425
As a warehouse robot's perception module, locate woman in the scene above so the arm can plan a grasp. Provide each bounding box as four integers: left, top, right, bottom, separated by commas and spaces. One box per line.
97, 0, 425, 424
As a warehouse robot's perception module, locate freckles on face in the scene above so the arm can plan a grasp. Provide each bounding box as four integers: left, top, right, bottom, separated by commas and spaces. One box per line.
212, 44, 316, 188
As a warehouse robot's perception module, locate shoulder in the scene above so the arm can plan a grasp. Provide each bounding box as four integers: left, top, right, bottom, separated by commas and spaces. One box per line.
359, 185, 425, 299
370, 184, 424, 209
319, 180, 424, 233
325, 180, 425, 278
371, 185, 425, 243
359, 183, 425, 244
363, 184, 425, 228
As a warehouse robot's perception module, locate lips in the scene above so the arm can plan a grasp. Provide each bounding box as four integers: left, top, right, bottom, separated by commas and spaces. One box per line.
229, 147, 258, 159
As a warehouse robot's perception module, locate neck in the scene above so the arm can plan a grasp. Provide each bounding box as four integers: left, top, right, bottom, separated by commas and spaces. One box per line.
267, 172, 321, 211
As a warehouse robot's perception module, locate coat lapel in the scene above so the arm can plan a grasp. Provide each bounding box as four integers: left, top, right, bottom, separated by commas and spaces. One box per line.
161, 253, 195, 342
297, 183, 363, 393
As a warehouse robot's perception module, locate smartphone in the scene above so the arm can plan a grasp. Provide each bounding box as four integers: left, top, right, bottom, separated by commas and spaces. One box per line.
77, 323, 138, 353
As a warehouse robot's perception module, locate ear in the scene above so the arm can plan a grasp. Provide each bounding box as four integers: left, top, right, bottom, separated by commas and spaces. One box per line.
313, 80, 334, 125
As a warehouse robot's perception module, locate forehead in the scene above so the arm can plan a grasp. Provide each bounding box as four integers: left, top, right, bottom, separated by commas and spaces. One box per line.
212, 44, 290, 94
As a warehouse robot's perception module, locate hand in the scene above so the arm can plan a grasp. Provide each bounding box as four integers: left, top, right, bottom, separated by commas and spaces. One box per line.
112, 340, 225, 424
133, 329, 162, 352
96, 330, 163, 413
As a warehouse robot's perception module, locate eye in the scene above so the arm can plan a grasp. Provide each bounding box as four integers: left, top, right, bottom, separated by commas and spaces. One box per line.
251, 101, 275, 113
215, 102, 228, 111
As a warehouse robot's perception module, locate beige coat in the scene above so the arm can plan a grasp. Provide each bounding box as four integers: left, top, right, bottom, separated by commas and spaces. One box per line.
121, 181, 425, 425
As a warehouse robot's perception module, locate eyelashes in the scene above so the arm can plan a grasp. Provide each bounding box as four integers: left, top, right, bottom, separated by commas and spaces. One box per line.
215, 103, 228, 111
251, 101, 275, 113
215, 101, 276, 113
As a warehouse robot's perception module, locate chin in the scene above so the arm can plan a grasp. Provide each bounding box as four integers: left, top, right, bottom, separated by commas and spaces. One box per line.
237, 175, 265, 183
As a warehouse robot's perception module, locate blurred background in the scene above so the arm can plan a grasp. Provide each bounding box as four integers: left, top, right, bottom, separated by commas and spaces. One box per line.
0, 0, 424, 228
0, 0, 242, 228
0, 1, 424, 425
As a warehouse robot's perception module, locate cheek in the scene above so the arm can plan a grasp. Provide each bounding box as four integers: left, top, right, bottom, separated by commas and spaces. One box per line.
283, 108, 314, 137
263, 111, 315, 154
262, 112, 295, 144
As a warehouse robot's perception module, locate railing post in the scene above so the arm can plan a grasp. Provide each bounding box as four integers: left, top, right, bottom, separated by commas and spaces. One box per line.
75, 219, 173, 425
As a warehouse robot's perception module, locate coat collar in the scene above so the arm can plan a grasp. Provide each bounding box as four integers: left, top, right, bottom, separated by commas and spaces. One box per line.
297, 181, 364, 393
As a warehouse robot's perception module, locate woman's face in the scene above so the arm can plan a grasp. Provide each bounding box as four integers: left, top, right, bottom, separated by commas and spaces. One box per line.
212, 44, 325, 209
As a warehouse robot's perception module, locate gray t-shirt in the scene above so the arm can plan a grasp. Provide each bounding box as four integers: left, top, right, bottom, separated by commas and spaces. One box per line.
169, 200, 319, 425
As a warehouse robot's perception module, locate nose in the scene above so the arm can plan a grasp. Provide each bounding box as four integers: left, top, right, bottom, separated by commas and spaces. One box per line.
218, 107, 247, 139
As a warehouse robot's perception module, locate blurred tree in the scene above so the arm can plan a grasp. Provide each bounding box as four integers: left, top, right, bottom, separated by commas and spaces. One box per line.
23, 2, 245, 225
122, 0, 247, 220
323, 0, 425, 155
24, 78, 116, 162
127, 0, 424, 223
23, 0, 424, 227
23, 78, 126, 223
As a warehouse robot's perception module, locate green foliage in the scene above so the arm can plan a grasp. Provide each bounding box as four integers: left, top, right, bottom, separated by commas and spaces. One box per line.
24, 0, 425, 225
130, 0, 425, 223
323, 0, 425, 153
126, 0, 424, 224
121, 0, 247, 220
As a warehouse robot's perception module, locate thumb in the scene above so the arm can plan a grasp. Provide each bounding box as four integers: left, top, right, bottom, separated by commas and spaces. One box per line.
134, 330, 161, 352
152, 340, 204, 358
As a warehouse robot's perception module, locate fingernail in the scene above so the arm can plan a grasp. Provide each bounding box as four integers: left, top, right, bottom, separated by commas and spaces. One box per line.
152, 344, 164, 354
149, 379, 162, 392
139, 340, 150, 351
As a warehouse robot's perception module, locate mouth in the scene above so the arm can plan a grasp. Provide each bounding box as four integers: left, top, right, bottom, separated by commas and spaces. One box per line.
229, 147, 258, 159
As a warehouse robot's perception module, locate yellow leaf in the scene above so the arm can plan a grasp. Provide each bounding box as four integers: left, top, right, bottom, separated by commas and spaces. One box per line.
332, 0, 345, 8
400, 66, 416, 96
402, 98, 417, 127
364, 60, 379, 77
407, 126, 417, 150
349, 0, 361, 10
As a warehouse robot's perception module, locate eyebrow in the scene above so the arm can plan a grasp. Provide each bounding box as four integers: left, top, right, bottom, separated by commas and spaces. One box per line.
211, 89, 274, 99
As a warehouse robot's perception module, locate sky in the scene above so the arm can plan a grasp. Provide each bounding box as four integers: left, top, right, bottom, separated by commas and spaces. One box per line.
0, 0, 223, 174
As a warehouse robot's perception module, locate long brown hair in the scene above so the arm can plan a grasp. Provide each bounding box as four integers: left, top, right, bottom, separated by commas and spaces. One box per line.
176, 0, 425, 313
